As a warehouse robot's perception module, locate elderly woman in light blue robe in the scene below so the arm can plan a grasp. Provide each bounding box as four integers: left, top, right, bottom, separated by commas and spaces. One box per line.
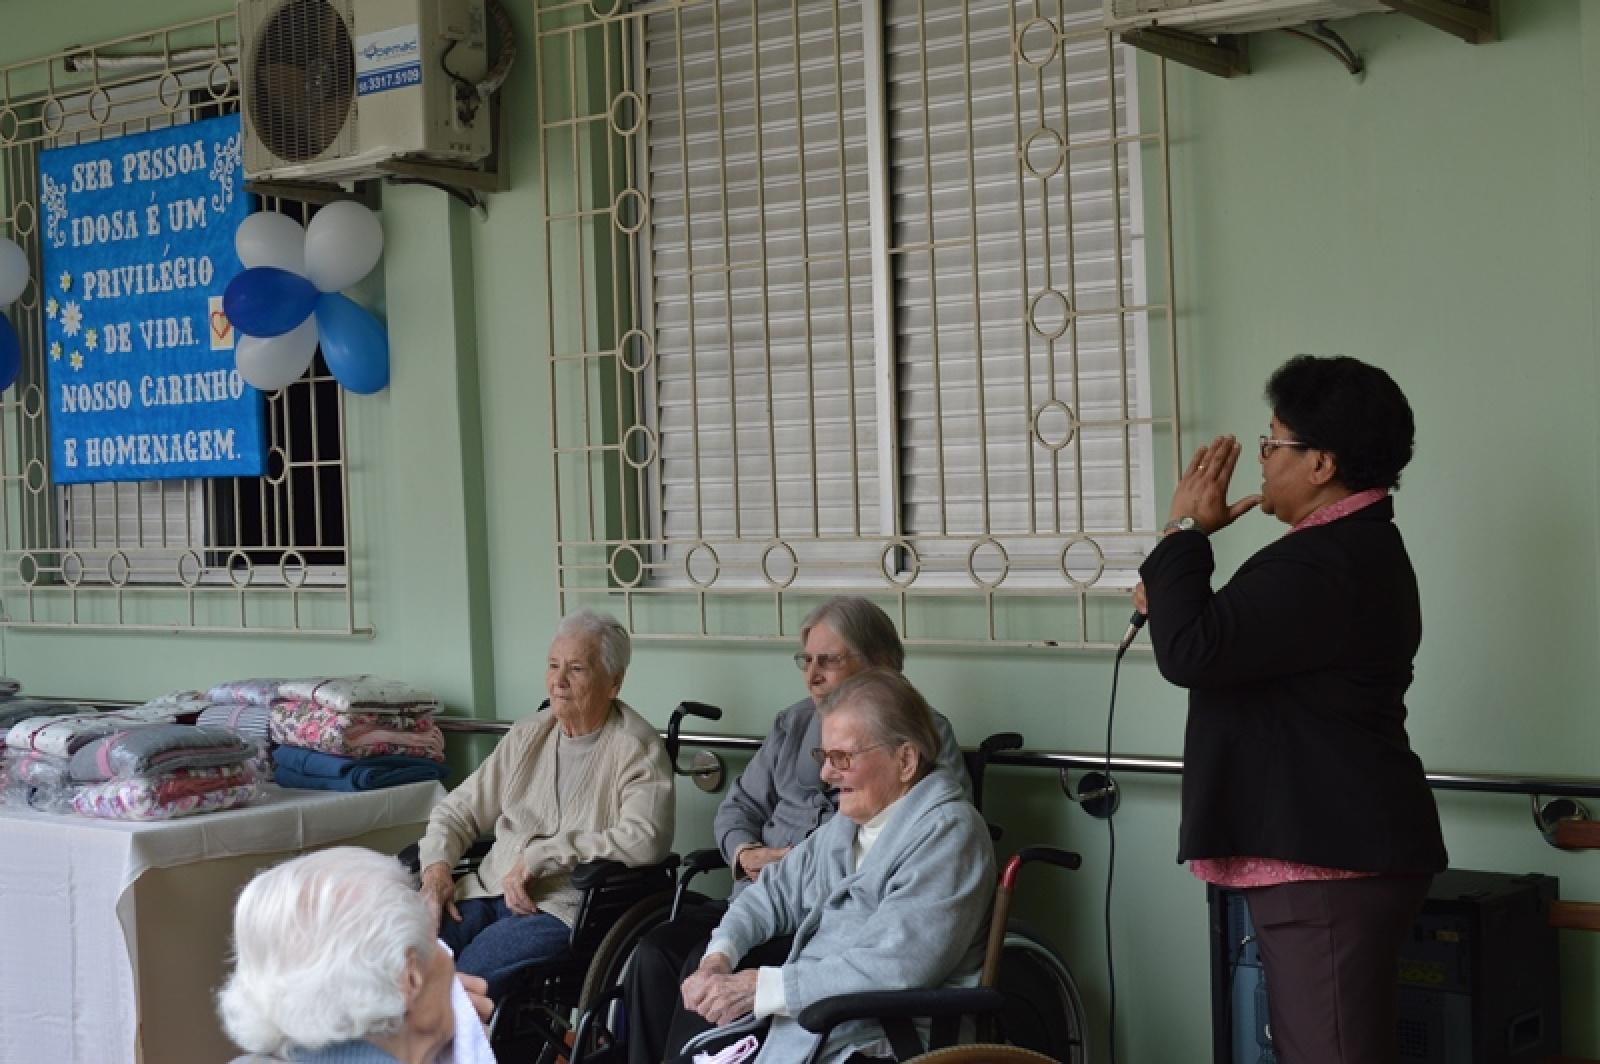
675, 668, 995, 1064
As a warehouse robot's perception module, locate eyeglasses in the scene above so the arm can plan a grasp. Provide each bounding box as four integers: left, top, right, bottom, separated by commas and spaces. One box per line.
1258, 435, 1312, 461
793, 650, 856, 672
810, 742, 892, 771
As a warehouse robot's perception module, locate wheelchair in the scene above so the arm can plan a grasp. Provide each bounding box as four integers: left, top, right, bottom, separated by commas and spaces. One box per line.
562, 729, 1090, 1064
400, 698, 722, 1063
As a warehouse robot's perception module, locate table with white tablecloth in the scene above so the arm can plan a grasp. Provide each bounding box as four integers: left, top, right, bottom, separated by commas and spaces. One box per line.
0, 781, 443, 1064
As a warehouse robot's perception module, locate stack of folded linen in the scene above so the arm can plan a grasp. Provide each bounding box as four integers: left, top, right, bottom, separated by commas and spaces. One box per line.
3, 706, 181, 811
187, 685, 274, 750
67, 723, 260, 821
268, 677, 446, 791
272, 746, 448, 791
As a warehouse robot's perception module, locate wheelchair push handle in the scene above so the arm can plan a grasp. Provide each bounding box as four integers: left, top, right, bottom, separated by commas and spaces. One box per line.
665, 700, 723, 773
979, 731, 1024, 755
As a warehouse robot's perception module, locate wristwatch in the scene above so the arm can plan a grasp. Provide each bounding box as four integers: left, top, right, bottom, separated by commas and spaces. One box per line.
1163, 516, 1201, 535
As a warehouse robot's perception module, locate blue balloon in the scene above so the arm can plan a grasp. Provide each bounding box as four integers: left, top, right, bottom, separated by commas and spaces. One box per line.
314, 292, 389, 394
0, 314, 19, 392
223, 267, 319, 338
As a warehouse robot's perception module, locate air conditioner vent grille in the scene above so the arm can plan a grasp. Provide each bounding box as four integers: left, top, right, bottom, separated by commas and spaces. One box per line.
249, 0, 355, 163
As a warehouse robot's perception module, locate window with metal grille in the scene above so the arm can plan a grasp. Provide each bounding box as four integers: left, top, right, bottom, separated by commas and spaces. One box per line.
0, 17, 362, 635
543, 0, 1180, 647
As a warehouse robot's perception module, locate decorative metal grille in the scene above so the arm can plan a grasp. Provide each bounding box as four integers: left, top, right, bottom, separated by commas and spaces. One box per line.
0, 15, 366, 635
540, 0, 1179, 649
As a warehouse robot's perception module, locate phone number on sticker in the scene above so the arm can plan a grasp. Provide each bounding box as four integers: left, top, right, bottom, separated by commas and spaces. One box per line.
358, 66, 421, 94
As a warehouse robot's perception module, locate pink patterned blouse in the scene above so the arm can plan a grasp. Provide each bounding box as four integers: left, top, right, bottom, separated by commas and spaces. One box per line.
1189, 488, 1389, 889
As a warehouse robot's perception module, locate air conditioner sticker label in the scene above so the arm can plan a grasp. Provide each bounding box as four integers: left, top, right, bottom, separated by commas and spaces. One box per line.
356, 24, 422, 96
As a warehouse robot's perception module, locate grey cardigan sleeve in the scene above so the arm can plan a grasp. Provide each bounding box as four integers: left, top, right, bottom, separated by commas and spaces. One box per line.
713, 704, 801, 864
929, 709, 972, 802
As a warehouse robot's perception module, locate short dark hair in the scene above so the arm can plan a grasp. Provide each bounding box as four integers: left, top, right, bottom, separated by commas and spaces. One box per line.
1265, 355, 1415, 492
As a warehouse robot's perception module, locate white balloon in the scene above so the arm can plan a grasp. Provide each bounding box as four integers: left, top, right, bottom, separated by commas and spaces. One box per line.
0, 237, 30, 306
235, 211, 307, 275
235, 317, 319, 392
303, 201, 384, 292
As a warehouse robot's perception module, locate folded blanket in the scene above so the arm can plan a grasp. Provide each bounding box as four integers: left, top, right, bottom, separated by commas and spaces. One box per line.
6, 709, 178, 759
204, 678, 285, 707
195, 703, 273, 746
269, 702, 445, 761
0, 700, 95, 739
276, 676, 441, 715
69, 724, 255, 783
273, 746, 449, 791
71, 772, 258, 820
137, 690, 219, 716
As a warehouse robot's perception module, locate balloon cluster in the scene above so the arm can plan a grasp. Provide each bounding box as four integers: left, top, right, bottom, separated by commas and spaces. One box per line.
0, 236, 28, 392
224, 202, 389, 395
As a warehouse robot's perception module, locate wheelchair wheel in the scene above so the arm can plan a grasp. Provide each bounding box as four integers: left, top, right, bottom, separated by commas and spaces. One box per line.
906, 1045, 1057, 1064
994, 920, 1089, 1064
577, 889, 678, 1012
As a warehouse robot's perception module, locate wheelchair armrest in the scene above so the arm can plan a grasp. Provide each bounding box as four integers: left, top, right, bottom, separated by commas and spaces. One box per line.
683, 847, 730, 874
796, 986, 1005, 1034
570, 854, 681, 891
396, 837, 495, 878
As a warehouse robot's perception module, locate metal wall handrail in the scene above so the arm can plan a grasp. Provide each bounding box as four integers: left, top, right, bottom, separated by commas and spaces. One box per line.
435, 717, 1600, 800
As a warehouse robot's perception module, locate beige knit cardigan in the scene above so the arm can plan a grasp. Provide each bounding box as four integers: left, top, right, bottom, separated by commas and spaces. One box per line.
415, 699, 675, 928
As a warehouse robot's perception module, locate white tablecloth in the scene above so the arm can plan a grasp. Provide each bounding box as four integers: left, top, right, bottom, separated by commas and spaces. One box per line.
0, 781, 443, 1064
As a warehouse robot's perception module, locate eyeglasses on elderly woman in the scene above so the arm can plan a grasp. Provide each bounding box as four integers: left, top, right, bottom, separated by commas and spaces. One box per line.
810, 742, 894, 771
793, 650, 856, 672
1259, 435, 1313, 461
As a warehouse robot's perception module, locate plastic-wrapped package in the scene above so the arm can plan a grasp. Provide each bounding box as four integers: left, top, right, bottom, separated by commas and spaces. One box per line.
70, 761, 259, 821
1, 749, 76, 812
0, 700, 95, 740
268, 703, 445, 760
69, 724, 254, 783
6, 710, 177, 759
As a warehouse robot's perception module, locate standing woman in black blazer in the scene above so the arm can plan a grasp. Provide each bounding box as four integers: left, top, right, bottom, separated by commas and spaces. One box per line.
1135, 355, 1446, 1064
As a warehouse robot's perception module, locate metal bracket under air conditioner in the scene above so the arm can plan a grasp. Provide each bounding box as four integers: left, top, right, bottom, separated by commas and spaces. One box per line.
247, 92, 509, 209
1120, 0, 1495, 79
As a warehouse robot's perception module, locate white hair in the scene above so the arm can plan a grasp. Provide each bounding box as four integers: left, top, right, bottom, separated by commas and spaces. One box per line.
217, 847, 437, 1057
554, 607, 632, 681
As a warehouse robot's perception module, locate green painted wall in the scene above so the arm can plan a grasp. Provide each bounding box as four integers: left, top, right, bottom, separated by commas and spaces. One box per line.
3, 2, 1600, 1060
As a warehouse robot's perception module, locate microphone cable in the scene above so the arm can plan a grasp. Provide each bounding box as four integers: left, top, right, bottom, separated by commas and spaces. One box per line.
1102, 610, 1145, 1064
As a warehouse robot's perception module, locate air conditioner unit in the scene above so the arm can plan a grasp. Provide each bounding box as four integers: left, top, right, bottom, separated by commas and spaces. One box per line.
1104, 0, 1389, 35
239, 0, 491, 183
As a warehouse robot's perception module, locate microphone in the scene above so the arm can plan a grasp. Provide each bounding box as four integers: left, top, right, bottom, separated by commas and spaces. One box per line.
1116, 610, 1147, 654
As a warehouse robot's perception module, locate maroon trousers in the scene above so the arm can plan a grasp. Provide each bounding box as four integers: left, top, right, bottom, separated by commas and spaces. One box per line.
1244, 874, 1432, 1064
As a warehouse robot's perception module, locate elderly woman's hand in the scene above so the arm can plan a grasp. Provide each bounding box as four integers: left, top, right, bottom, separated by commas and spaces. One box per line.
502, 856, 540, 915
682, 953, 757, 1026
420, 862, 460, 924
1167, 435, 1261, 535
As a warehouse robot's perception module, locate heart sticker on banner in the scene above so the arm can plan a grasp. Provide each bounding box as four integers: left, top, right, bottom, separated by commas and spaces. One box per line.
210, 309, 232, 343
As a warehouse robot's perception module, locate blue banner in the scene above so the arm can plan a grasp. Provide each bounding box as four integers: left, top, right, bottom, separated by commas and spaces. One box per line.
39, 114, 265, 484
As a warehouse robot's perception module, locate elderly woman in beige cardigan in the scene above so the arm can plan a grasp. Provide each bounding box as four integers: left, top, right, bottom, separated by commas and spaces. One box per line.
417, 609, 675, 1000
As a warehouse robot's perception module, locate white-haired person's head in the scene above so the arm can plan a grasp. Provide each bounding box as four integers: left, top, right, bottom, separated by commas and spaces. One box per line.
218, 846, 458, 1061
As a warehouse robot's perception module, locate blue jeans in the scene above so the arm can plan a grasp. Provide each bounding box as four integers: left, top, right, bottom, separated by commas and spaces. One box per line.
439, 897, 573, 1001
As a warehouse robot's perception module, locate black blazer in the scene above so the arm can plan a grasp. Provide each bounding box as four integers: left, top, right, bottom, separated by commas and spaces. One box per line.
1139, 498, 1447, 875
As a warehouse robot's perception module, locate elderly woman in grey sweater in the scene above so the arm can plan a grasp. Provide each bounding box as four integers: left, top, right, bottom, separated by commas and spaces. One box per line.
674, 669, 995, 1064
416, 609, 674, 1000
